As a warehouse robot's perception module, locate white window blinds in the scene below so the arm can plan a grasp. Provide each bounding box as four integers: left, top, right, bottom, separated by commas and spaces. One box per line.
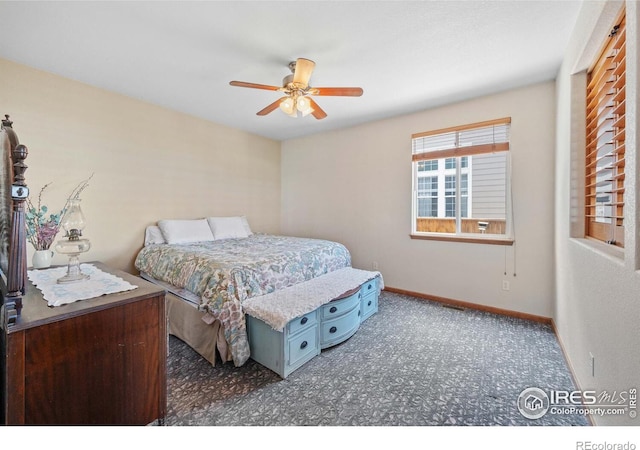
412, 117, 511, 161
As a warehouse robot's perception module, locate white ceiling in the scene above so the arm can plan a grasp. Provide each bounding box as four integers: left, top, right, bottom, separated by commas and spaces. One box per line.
0, 1, 583, 141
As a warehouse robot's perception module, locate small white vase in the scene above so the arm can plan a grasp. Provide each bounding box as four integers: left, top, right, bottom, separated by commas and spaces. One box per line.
32, 249, 54, 269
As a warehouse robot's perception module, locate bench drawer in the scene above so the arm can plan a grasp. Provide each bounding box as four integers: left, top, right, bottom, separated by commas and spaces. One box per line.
287, 310, 317, 335
288, 326, 318, 367
360, 278, 378, 297
321, 290, 361, 320
361, 291, 378, 322
320, 303, 360, 349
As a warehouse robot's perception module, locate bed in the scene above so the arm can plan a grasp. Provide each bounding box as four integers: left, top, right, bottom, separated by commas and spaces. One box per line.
0, 115, 27, 325
1, 116, 30, 424
134, 217, 353, 367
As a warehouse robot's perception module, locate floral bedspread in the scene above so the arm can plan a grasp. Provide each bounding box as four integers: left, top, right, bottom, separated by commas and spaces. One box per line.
134, 234, 351, 366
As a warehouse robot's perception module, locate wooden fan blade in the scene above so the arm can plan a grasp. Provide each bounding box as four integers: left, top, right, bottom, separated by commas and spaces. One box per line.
230, 81, 282, 91
257, 97, 287, 116
292, 58, 315, 87
310, 87, 363, 97
308, 98, 327, 120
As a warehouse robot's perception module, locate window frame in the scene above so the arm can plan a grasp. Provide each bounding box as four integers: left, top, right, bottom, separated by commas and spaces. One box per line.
410, 117, 514, 246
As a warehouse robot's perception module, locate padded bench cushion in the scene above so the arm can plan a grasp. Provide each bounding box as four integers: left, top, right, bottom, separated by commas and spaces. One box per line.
242, 267, 383, 331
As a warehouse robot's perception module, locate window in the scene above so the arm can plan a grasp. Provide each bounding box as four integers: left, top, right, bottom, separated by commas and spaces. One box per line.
418, 160, 438, 171
411, 117, 511, 243
585, 7, 626, 248
417, 176, 438, 217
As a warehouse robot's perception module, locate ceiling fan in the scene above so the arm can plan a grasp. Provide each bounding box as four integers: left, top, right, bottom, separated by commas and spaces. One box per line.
229, 58, 363, 120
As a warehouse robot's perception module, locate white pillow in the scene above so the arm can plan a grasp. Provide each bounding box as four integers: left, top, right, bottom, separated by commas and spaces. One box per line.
239, 216, 253, 236
207, 216, 252, 240
144, 225, 166, 246
157, 219, 215, 244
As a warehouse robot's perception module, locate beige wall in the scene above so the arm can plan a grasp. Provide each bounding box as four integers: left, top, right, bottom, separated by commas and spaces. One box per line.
555, 0, 639, 426
0, 58, 281, 273
281, 81, 557, 318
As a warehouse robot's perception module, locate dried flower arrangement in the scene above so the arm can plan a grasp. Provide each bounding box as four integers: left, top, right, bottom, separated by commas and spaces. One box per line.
25, 174, 93, 251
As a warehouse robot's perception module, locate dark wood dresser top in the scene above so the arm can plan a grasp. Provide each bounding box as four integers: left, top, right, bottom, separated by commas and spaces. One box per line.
7, 261, 166, 333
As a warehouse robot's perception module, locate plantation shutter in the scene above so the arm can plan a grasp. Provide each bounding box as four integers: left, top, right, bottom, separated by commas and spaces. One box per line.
585, 8, 626, 247
412, 117, 510, 161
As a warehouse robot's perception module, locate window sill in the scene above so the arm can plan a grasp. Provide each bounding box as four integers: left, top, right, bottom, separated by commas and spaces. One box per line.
570, 237, 624, 264
410, 233, 514, 246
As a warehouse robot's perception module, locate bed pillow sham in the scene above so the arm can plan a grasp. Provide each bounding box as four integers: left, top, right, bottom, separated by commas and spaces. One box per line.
144, 225, 166, 246
158, 218, 215, 244
207, 216, 252, 240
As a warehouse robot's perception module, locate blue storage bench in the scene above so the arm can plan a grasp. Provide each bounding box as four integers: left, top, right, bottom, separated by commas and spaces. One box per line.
244, 269, 381, 378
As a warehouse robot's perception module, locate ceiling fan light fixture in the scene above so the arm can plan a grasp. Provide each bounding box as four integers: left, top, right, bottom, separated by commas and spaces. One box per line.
279, 97, 295, 115
230, 57, 362, 120
296, 96, 313, 115
300, 106, 315, 117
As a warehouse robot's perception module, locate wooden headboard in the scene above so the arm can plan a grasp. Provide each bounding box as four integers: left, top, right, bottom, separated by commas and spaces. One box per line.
0, 115, 29, 324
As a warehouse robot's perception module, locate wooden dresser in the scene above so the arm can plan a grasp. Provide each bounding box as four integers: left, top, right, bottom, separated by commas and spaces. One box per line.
1, 262, 167, 425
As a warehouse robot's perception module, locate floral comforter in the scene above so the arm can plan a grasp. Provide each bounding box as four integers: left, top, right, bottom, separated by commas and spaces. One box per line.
134, 234, 351, 366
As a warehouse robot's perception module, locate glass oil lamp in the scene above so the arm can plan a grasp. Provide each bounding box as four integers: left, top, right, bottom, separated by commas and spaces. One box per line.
55, 198, 91, 283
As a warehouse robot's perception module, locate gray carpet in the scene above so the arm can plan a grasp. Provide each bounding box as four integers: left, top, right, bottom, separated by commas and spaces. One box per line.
165, 291, 589, 426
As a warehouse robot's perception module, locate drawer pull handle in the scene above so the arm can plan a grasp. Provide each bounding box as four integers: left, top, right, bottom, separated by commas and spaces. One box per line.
300, 341, 308, 349
330, 326, 337, 334
358, 293, 362, 298
358, 310, 361, 316
329, 306, 337, 313
367, 300, 372, 306
300, 317, 308, 325
367, 284, 372, 290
